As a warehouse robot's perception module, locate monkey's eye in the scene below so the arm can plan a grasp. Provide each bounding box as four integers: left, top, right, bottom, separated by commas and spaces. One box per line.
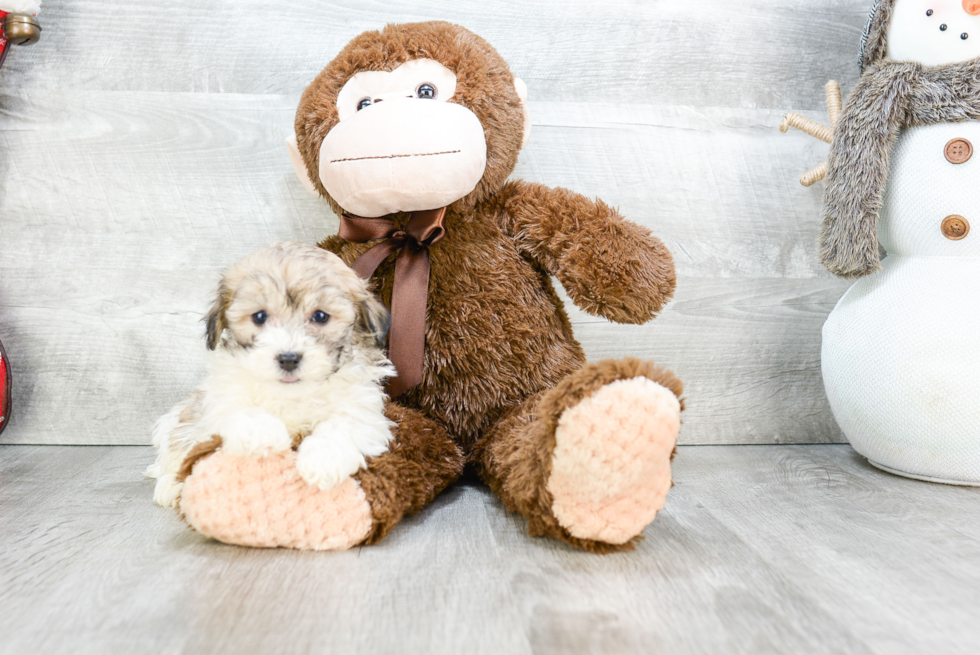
252, 311, 269, 326
356, 98, 372, 111
311, 310, 329, 324
416, 83, 437, 100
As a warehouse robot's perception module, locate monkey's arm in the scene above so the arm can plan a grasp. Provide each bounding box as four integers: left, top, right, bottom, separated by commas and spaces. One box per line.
496, 180, 676, 324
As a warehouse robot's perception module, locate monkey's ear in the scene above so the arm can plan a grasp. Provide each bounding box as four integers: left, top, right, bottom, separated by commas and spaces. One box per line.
356, 293, 392, 351
286, 135, 320, 195
204, 284, 231, 351
514, 78, 531, 149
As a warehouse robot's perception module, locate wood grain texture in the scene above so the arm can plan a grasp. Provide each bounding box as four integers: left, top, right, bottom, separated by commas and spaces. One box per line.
2, 0, 866, 109
0, 1, 865, 444
1, 444, 978, 655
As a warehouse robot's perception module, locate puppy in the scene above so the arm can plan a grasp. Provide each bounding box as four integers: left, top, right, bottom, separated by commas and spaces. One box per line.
147, 241, 395, 508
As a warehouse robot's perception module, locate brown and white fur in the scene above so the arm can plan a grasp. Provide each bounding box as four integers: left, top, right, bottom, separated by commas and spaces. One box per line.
147, 241, 394, 508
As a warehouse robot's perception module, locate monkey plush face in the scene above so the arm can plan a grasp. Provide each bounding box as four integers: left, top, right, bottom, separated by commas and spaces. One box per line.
289, 22, 531, 219
886, 0, 980, 66
319, 59, 488, 217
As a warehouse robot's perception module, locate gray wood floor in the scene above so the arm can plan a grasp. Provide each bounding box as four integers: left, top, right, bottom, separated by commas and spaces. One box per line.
1, 445, 977, 655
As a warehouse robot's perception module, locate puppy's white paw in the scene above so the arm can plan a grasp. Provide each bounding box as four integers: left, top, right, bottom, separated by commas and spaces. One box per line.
296, 436, 364, 490
153, 474, 182, 508
144, 462, 161, 479
219, 410, 292, 459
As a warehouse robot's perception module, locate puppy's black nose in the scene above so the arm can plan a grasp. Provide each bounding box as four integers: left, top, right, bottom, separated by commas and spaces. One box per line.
277, 352, 302, 372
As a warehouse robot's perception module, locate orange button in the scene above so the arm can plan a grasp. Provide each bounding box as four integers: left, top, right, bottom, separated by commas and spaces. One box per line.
942, 215, 970, 240
945, 138, 973, 164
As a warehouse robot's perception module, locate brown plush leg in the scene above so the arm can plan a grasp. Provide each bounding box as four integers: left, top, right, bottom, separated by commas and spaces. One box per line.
354, 402, 465, 544
476, 358, 683, 553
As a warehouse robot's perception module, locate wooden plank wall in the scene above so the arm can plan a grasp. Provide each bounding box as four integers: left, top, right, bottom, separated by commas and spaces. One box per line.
0, 0, 868, 445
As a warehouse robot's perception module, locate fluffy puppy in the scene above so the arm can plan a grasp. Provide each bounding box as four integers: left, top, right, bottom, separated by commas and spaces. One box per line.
147, 241, 395, 508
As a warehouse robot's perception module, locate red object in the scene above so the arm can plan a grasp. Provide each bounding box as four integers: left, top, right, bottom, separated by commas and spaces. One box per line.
0, 11, 9, 69
0, 339, 9, 435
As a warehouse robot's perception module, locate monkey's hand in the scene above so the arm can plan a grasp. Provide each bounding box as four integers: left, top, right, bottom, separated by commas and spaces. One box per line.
496, 180, 676, 324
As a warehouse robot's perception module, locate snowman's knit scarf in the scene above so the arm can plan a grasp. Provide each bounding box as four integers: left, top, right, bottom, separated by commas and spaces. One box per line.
820, 58, 980, 278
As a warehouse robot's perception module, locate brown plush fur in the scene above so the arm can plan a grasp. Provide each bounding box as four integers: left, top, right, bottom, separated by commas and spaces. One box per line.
822, 0, 980, 277
354, 402, 465, 544
298, 22, 680, 551
318, 182, 676, 453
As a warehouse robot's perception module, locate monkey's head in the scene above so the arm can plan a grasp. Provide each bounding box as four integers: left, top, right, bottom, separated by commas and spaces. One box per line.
288, 22, 530, 219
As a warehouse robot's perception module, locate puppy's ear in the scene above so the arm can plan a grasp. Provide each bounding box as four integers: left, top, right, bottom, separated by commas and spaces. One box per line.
204, 283, 232, 350
355, 293, 391, 350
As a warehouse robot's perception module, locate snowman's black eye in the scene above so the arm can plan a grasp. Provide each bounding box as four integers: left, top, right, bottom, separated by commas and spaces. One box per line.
927, 9, 934, 16
964, 33, 971, 40
416, 83, 437, 100
357, 98, 372, 111
941, 23, 948, 31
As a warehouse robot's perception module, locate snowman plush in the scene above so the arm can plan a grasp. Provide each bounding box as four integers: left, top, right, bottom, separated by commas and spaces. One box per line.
818, 0, 980, 484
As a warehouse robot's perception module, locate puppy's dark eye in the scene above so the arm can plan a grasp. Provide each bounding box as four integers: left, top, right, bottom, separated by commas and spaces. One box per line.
357, 98, 372, 111
252, 311, 268, 326
311, 310, 329, 324
416, 83, 436, 100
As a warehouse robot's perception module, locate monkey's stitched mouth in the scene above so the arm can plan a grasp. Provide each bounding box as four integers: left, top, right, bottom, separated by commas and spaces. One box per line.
330, 150, 461, 164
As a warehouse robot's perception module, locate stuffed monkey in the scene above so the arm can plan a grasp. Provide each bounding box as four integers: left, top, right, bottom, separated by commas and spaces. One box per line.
294, 20, 688, 551
182, 21, 684, 552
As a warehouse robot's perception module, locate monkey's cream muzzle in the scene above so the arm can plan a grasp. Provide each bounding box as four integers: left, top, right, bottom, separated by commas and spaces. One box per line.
317, 98, 488, 218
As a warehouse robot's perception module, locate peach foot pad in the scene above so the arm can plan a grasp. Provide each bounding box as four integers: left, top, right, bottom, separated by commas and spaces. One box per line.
180, 450, 373, 551
548, 377, 681, 545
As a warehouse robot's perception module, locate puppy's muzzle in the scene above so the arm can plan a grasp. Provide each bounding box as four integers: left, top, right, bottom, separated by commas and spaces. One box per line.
277, 352, 303, 372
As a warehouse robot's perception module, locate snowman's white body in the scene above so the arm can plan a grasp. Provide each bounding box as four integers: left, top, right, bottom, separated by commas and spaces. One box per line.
822, 121, 980, 484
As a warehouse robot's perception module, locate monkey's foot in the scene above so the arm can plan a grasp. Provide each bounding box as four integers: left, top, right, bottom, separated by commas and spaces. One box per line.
181, 450, 373, 551
547, 377, 681, 545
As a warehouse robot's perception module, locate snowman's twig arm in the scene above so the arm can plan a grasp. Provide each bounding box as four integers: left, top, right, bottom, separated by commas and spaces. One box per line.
800, 162, 828, 187
780, 113, 833, 143
826, 80, 842, 125
780, 81, 842, 186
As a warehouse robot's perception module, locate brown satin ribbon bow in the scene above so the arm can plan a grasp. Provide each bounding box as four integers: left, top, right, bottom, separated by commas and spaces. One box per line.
339, 207, 447, 397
